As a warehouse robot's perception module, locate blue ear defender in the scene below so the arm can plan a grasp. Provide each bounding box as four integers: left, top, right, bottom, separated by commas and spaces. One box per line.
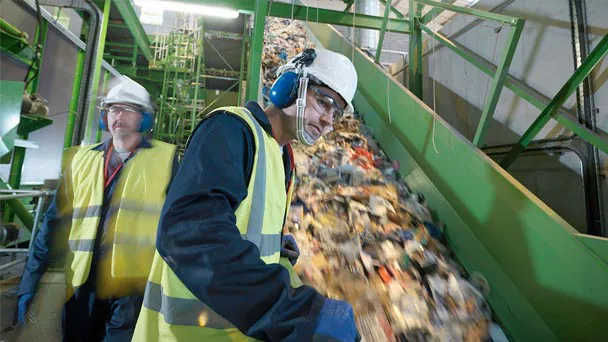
269, 71, 299, 108
269, 48, 318, 109
99, 109, 153, 132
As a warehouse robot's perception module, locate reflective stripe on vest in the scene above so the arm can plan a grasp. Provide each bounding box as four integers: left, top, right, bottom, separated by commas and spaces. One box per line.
133, 107, 287, 341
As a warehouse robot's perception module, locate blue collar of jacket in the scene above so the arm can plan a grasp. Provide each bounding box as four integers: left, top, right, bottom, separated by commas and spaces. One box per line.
244, 101, 274, 137
91, 137, 152, 152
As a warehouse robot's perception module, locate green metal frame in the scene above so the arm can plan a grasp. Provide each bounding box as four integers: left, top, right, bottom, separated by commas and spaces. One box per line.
4, 18, 49, 223
378, 0, 405, 19
237, 19, 248, 105
309, 22, 608, 341
245, 0, 268, 102
416, 0, 518, 25
411, 0, 524, 147
500, 34, 608, 168
419, 25, 608, 156
83, 0, 111, 143
375, 0, 393, 63
0, 18, 36, 66
408, 0, 423, 98
65, 50, 86, 148
111, 0, 152, 61
163, 0, 410, 34
471, 20, 523, 146
96, 70, 111, 143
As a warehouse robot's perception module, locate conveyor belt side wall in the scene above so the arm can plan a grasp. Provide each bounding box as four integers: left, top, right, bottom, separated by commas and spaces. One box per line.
307, 22, 608, 341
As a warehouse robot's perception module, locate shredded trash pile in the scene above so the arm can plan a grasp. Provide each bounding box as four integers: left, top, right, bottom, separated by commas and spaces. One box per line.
285, 119, 507, 341
263, 18, 316, 89
264, 18, 507, 341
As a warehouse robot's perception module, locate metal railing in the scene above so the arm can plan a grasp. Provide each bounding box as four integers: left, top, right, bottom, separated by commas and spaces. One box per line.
0, 189, 53, 255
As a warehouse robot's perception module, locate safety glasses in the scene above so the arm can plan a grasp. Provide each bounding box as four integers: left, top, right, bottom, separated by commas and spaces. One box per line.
106, 104, 141, 116
310, 87, 345, 123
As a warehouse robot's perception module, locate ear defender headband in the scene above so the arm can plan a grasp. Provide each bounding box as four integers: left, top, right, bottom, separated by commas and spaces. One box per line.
269, 49, 319, 146
99, 101, 153, 133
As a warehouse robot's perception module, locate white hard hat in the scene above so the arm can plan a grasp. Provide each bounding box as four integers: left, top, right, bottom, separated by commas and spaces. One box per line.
280, 49, 358, 112
103, 76, 153, 113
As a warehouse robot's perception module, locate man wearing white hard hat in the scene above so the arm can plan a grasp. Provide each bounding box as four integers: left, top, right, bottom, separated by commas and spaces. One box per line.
133, 49, 360, 341
17, 76, 177, 341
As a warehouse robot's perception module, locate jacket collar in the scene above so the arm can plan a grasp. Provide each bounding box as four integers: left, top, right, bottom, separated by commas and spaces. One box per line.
91, 137, 152, 151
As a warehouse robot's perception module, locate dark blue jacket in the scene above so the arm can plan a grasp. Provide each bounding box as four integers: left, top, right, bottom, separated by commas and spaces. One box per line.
18, 138, 178, 296
156, 102, 325, 341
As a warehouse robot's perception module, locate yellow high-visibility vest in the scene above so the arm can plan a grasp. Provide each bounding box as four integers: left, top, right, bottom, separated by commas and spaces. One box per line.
66, 140, 175, 299
132, 107, 296, 341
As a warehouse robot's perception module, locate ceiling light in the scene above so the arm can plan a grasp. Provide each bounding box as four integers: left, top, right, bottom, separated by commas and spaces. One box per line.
133, 0, 239, 19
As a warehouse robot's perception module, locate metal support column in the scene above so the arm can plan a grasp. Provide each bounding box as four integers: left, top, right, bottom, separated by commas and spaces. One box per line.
83, 0, 111, 143
472, 20, 524, 146
500, 34, 608, 169
237, 18, 248, 105
245, 0, 268, 102
96, 70, 110, 143
64, 50, 85, 148
569, 0, 603, 235
375, 0, 392, 63
408, 0, 423, 98
5, 18, 48, 223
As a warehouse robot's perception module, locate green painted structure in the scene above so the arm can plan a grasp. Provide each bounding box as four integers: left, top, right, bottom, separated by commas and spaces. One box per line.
308, 21, 608, 341
2, 0, 608, 340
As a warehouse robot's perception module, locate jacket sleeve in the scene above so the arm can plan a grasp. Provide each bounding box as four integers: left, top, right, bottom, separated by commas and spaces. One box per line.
156, 113, 325, 341
19, 149, 76, 296
18, 195, 61, 296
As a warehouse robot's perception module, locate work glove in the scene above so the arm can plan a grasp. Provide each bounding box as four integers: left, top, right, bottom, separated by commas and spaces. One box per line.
280, 234, 300, 266
17, 293, 35, 325
313, 298, 360, 342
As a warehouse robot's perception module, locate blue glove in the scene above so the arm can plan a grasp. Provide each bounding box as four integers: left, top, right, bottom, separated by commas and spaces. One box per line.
17, 293, 35, 325
313, 298, 359, 342
280, 234, 300, 266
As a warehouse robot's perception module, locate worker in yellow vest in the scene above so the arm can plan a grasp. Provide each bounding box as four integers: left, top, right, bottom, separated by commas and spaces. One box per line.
17, 76, 177, 341
132, 49, 359, 341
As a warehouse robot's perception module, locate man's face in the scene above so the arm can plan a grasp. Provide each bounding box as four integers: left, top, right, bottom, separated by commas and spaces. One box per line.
106, 103, 143, 137
284, 85, 346, 142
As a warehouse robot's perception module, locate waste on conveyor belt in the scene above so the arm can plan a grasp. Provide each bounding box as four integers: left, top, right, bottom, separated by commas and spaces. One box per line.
264, 18, 508, 342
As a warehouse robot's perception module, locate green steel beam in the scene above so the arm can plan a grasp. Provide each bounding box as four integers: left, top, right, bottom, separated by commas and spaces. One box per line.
420, 0, 454, 24
25, 20, 48, 94
112, 0, 152, 61
237, 18, 248, 106
0, 179, 34, 231
64, 50, 85, 148
471, 19, 524, 147
162, 0, 410, 33
408, 0, 423, 98
421, 7, 445, 24
84, 0, 111, 143
421, 26, 608, 156
96, 71, 111, 143
269, 2, 410, 34
309, 22, 608, 341
131, 42, 138, 66
245, 0, 267, 102
375, 0, 393, 63
105, 41, 136, 48
0, 18, 28, 39
500, 34, 608, 168
343, 1, 354, 13
415, 0, 518, 25
5, 18, 48, 222
379, 0, 405, 19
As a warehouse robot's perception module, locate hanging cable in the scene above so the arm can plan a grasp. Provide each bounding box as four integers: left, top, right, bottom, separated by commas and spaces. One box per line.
24, 0, 43, 90
431, 15, 440, 155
